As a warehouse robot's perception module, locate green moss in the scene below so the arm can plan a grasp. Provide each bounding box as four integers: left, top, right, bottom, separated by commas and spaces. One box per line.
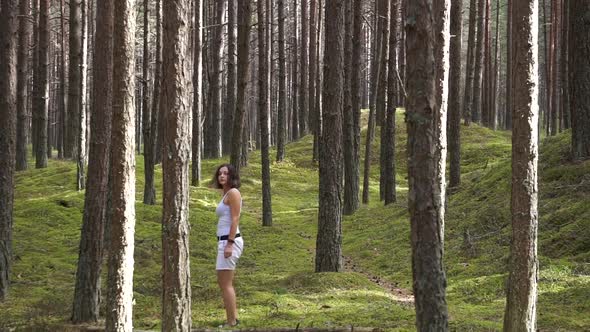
1, 124, 588, 330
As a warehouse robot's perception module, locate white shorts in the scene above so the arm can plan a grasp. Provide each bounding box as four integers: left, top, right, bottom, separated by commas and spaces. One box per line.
216, 237, 244, 270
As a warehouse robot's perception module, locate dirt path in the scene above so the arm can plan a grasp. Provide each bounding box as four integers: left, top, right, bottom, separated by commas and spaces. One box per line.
342, 256, 414, 305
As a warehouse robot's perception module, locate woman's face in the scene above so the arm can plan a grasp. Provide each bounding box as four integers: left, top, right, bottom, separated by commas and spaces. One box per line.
218, 166, 229, 187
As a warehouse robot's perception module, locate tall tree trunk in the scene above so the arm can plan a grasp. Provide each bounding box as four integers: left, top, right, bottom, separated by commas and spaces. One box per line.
560, 1, 569, 130
106, 0, 136, 329
377, 0, 390, 201
384, 0, 402, 205
491, 0, 500, 129
343, 0, 362, 214
472, 0, 487, 124
154, 0, 163, 165
569, 1, 590, 160
77, 0, 88, 189
258, 0, 273, 227
463, 0, 480, 124
16, 0, 31, 171
550, 0, 561, 136
31, 0, 39, 157
191, 0, 203, 186
161, 0, 192, 329
343, 0, 355, 214
291, 0, 300, 141
71, 0, 113, 323
299, 0, 309, 137
230, 0, 252, 173
449, 0, 463, 188
0, 0, 18, 302
66, 0, 81, 159
276, 0, 287, 162
316, 0, 343, 273
309, 0, 318, 161
224, 0, 237, 156
406, 0, 450, 328
503, 0, 539, 330
505, 0, 513, 129
34, 0, 49, 169
58, 0, 67, 158
205, 0, 225, 158
142, 0, 155, 204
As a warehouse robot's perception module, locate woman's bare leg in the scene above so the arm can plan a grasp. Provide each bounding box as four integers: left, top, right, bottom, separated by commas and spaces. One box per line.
217, 270, 237, 324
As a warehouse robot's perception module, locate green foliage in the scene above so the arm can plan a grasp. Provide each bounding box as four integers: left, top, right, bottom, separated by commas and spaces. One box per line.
1, 122, 588, 331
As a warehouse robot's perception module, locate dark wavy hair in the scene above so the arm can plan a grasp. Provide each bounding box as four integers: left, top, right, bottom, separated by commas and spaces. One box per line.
211, 163, 241, 189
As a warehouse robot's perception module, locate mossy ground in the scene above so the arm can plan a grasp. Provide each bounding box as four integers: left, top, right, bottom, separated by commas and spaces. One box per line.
1, 111, 588, 331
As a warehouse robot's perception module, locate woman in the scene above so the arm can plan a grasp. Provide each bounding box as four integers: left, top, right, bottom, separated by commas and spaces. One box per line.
213, 163, 244, 328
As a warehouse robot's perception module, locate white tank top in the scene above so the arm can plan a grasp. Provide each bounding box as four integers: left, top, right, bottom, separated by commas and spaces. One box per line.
215, 189, 241, 237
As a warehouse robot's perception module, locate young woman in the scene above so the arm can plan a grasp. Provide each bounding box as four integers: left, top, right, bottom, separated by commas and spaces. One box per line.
212, 163, 244, 328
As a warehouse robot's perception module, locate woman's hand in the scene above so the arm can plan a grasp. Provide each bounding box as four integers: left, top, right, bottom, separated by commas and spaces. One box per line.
224, 243, 233, 258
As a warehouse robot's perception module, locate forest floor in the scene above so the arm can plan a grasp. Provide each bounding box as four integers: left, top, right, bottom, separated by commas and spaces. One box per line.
1, 111, 589, 331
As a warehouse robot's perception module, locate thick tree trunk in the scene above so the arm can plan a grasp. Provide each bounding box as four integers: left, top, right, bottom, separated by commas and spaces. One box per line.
449, 0, 463, 188
0, 0, 18, 302
230, 0, 252, 173
276, 0, 287, 162
258, 0, 273, 227
569, 1, 590, 160
463, 0, 477, 126
34, 0, 49, 169
343, 0, 362, 214
191, 0, 203, 186
503, 0, 539, 330
316, 0, 343, 273
71, 0, 113, 323
66, 0, 81, 159
161, 1, 192, 329
105, 0, 136, 329
16, 0, 31, 171
406, 0, 450, 329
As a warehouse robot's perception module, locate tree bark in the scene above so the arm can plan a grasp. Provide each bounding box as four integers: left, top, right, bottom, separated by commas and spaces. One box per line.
230, 0, 252, 173
58, 0, 67, 159
205, 0, 225, 158
142, 0, 155, 204
309, 0, 318, 161
224, 0, 237, 156
377, 0, 390, 201
0, 0, 18, 302
291, 0, 300, 141
258, 0, 273, 227
191, 0, 203, 186
569, 1, 590, 160
299, 0, 309, 137
16, 0, 31, 171
406, 0, 450, 329
161, 0, 192, 329
449, 0, 463, 188
502, 0, 539, 330
34, 0, 49, 169
105, 0, 136, 329
66, 0, 81, 159
505, 0, 513, 129
472, 0, 487, 123
77, 0, 88, 189
316, 0, 343, 273
276, 0, 287, 162
463, 0, 478, 125
71, 0, 113, 323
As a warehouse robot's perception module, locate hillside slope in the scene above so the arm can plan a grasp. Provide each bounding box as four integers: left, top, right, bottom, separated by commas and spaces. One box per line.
0, 113, 588, 331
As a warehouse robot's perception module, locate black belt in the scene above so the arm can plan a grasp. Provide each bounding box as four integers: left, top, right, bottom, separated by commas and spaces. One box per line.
217, 233, 241, 241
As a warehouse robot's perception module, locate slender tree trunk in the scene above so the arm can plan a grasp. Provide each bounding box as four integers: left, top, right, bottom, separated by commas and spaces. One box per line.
550, 0, 561, 136
31, 0, 39, 157
377, 0, 390, 201
16, 0, 31, 171
34, 0, 49, 169
343, 0, 355, 214
299, 0, 309, 137
291, 0, 300, 141
106, 0, 136, 329
472, 0, 487, 123
449, 0, 463, 188
161, 0, 192, 328
569, 1, 590, 160
406, 0, 450, 328
191, 0, 203, 186
224, 0, 237, 156
77, 0, 88, 190
0, 0, 18, 302
309, 0, 318, 161
505, 0, 513, 129
503, 0, 539, 330
58, 0, 67, 159
154, 0, 163, 165
230, 0, 252, 173
276, 0, 287, 162
258, 0, 273, 227
560, 1, 569, 130
143, 0, 155, 204
66, 0, 81, 159
316, 0, 343, 273
205, 0, 224, 158
71, 0, 113, 323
